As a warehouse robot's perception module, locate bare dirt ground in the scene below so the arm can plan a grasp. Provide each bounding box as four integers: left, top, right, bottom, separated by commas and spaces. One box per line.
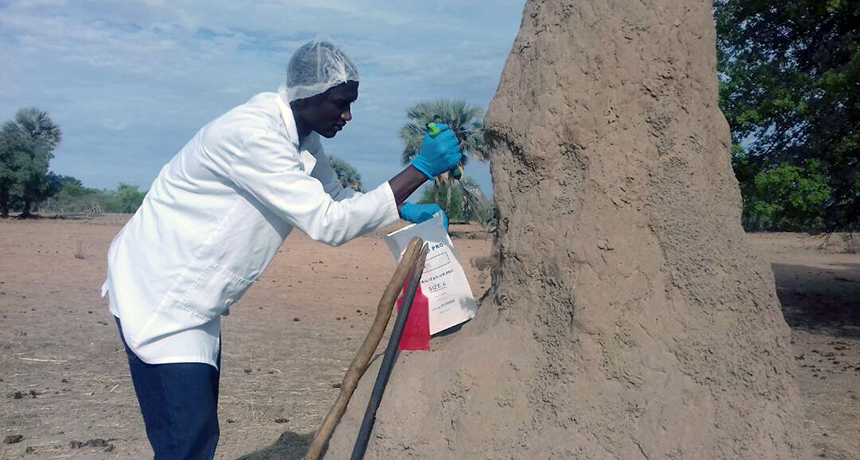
0, 216, 857, 459
747, 233, 860, 459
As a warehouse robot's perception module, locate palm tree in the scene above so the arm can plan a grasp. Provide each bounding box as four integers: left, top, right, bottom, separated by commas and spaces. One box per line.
458, 177, 496, 229
9, 108, 62, 149
398, 99, 487, 218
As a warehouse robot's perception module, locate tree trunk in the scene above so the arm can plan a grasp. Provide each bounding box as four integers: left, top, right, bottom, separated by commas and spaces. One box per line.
20, 199, 31, 219
325, 0, 805, 458
445, 180, 453, 221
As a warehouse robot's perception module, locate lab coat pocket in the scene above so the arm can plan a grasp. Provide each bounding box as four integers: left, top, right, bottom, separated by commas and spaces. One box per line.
178, 264, 254, 320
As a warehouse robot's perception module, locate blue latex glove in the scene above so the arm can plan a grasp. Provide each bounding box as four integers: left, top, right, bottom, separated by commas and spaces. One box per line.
399, 203, 449, 232
411, 123, 463, 180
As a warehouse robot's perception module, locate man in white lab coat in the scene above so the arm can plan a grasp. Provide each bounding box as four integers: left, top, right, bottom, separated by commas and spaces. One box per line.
102, 37, 462, 459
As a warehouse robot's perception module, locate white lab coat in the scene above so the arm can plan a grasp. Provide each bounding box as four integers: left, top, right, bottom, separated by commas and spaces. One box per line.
102, 91, 399, 368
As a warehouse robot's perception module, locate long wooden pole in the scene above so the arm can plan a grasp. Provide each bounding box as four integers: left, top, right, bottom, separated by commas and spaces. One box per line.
351, 242, 429, 460
303, 236, 424, 460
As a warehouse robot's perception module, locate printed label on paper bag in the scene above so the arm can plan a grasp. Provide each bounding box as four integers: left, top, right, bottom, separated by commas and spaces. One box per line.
384, 213, 478, 335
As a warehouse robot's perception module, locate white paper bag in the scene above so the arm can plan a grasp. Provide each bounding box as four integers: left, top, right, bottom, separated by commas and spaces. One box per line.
384, 213, 478, 335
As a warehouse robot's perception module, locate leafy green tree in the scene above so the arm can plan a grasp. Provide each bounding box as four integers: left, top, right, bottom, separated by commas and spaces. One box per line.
715, 0, 859, 230
0, 128, 27, 217
115, 183, 146, 213
0, 123, 52, 217
41, 177, 99, 215
328, 155, 365, 192
418, 176, 495, 228
0, 108, 62, 217
743, 160, 833, 231
419, 182, 465, 221
53, 175, 86, 196
398, 99, 487, 216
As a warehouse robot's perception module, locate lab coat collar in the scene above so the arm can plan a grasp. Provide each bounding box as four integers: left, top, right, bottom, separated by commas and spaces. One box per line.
276, 86, 300, 149
276, 88, 320, 171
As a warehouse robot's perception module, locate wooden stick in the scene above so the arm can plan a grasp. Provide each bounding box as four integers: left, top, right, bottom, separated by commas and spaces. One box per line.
304, 236, 424, 460
351, 243, 429, 460
18, 357, 68, 363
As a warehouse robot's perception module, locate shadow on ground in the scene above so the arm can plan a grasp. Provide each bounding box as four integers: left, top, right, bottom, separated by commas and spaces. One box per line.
236, 431, 313, 460
773, 262, 860, 336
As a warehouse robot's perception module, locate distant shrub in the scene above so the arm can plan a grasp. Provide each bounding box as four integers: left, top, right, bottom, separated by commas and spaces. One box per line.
38, 182, 146, 215
115, 183, 145, 213
328, 156, 365, 192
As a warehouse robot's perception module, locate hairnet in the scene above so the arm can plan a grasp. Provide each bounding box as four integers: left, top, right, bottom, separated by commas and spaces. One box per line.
284, 37, 359, 102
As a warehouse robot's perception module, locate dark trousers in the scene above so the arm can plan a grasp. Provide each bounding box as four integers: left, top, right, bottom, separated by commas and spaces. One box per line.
116, 318, 221, 460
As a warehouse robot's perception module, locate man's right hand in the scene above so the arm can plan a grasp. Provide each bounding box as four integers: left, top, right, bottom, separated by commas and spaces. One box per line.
411, 123, 463, 179
399, 203, 449, 231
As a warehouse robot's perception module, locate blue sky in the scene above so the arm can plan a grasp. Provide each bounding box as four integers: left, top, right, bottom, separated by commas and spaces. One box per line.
0, 0, 526, 197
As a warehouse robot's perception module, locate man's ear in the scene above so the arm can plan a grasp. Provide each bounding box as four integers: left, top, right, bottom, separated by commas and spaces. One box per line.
291, 98, 307, 110
290, 98, 311, 119
291, 92, 325, 111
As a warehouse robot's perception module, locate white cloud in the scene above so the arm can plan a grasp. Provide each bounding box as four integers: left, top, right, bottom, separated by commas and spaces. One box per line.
0, 0, 524, 194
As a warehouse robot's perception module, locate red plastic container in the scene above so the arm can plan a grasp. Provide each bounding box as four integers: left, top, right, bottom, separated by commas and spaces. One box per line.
396, 283, 431, 351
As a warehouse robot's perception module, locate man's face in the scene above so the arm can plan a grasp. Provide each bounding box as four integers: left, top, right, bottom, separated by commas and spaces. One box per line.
296, 81, 359, 138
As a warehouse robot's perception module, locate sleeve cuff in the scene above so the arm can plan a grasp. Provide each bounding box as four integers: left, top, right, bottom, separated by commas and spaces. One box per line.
378, 181, 401, 227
